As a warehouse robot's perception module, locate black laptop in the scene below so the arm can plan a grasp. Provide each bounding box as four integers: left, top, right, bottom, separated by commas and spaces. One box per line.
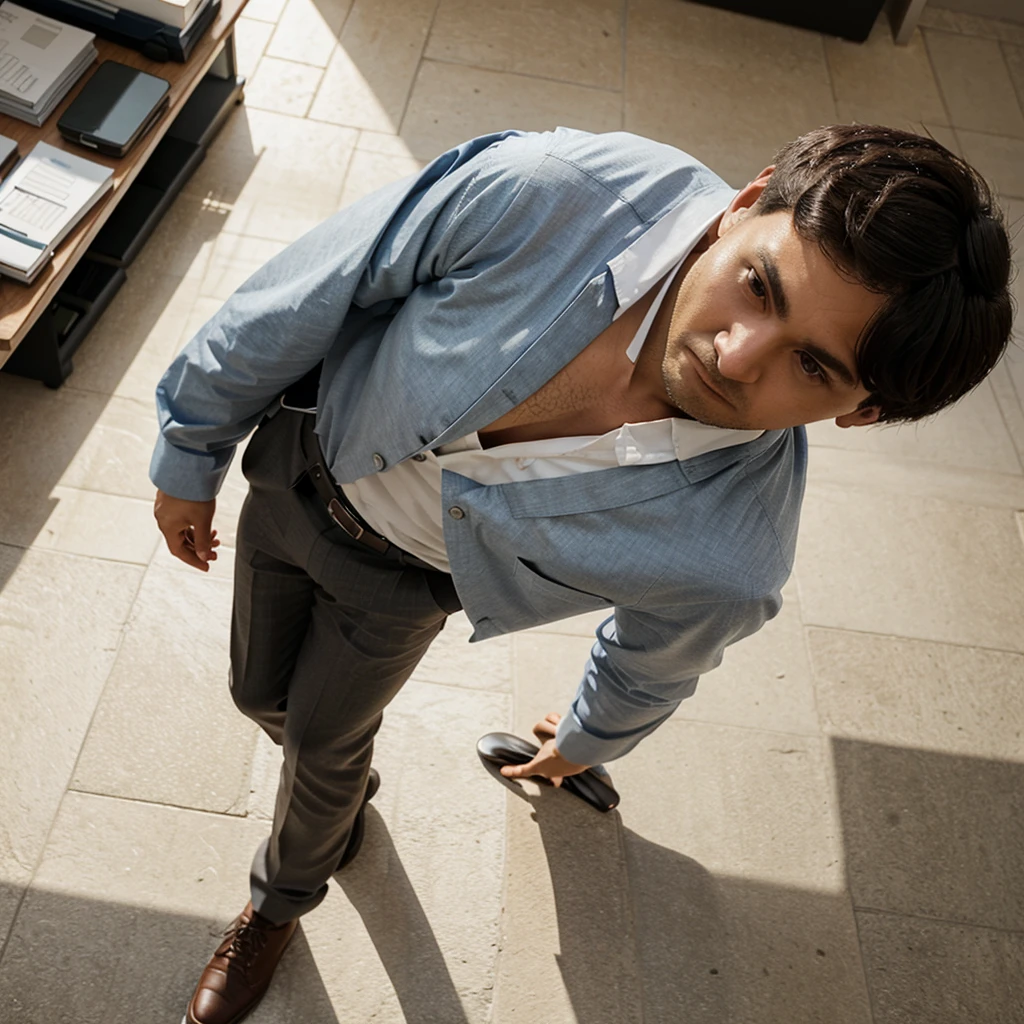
58, 61, 170, 158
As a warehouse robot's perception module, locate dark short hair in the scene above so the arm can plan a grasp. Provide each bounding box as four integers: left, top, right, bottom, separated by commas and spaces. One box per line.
756, 124, 1014, 422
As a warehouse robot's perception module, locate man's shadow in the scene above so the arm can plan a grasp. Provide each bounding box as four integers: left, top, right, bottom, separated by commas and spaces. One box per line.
331, 807, 472, 1024
493, 769, 728, 1024
498, 770, 864, 1024
294, 769, 866, 1024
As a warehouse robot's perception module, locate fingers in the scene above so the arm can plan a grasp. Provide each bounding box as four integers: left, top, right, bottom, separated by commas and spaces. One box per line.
531, 711, 562, 743
172, 528, 211, 572
500, 757, 563, 788
154, 491, 218, 573
183, 528, 221, 553
180, 528, 221, 571
189, 506, 216, 563
499, 735, 577, 789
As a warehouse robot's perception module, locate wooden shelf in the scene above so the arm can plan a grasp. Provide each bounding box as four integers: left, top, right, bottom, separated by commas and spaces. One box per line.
0, 0, 248, 356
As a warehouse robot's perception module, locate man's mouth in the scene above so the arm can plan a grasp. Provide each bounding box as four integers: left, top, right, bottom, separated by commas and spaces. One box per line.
687, 347, 732, 406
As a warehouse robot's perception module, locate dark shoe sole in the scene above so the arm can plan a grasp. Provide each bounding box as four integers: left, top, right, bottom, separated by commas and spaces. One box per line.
476, 732, 620, 812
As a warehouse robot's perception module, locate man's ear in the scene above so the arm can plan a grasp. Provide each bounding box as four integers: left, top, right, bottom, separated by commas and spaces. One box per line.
717, 165, 775, 238
835, 405, 881, 428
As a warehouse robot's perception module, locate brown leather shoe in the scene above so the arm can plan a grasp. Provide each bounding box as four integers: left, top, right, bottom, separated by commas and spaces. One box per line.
185, 903, 297, 1024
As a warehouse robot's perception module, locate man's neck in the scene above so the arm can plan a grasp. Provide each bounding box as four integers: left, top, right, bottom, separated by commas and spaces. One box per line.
479, 228, 713, 446
627, 246, 699, 418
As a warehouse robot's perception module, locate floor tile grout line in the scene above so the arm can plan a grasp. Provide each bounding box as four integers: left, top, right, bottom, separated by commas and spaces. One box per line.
803, 458, 1024, 497
920, 19, 1024, 46
244, 49, 335, 74
805, 445, 1024, 474
0, 888, 28, 970
65, 786, 251, 819
999, 39, 1024, 126
0, 543, 157, 570
395, 0, 443, 139
414, 55, 625, 97
0, 539, 161, 571
257, 0, 285, 68
1, 483, 172, 509
301, 110, 410, 137
846, 880, 880, 1024
922, 27, 1024, 142
854, 903, 1024, 937
801, 621, 1024, 660
920, 26, 958, 137
619, 0, 628, 132
663, 714, 828, 744
1004, 343, 1024, 412
796, 586, 829, 756
922, 121, 1024, 144
819, 26, 840, 119
0, 558, 150, 970
989, 368, 1024, 475
336, 129, 366, 207
0, 480, 155, 505
411, 672, 514, 700
298, 5, 344, 125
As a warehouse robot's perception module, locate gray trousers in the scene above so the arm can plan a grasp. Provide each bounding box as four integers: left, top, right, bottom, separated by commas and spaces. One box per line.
232, 408, 461, 924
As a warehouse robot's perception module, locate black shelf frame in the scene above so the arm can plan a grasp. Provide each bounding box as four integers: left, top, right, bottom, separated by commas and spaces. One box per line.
3, 36, 244, 388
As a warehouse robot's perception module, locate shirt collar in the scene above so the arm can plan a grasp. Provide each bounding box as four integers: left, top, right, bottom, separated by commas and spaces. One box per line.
608, 187, 737, 320
445, 417, 763, 467
607, 186, 762, 456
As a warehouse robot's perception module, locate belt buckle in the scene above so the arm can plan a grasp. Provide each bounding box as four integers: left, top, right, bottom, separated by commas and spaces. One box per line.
328, 497, 362, 540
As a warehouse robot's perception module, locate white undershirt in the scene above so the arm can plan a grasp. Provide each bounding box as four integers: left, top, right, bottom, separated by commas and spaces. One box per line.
343, 197, 761, 572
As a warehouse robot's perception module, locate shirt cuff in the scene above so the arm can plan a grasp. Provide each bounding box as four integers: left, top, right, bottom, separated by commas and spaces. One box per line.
149, 433, 234, 501
554, 706, 664, 767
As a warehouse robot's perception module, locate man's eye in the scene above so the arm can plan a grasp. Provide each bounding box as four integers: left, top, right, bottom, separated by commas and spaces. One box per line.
747, 268, 766, 301
799, 352, 826, 382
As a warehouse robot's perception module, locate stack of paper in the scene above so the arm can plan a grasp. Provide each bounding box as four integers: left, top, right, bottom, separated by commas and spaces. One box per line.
0, 133, 17, 176
114, 0, 203, 30
0, 140, 113, 282
0, 3, 96, 125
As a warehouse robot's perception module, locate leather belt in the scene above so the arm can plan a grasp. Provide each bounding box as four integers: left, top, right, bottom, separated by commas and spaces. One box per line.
297, 408, 392, 556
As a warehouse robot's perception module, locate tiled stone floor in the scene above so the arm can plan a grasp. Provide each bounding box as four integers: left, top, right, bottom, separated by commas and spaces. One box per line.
1, 1, 1023, 1021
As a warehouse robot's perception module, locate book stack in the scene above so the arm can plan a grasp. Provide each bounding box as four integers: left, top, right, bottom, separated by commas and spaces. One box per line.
117, 0, 204, 29
0, 2, 96, 125
18, 0, 219, 63
0, 140, 113, 282
0, 133, 18, 176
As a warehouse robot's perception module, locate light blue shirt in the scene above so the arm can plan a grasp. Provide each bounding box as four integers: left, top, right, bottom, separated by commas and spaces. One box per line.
152, 128, 807, 765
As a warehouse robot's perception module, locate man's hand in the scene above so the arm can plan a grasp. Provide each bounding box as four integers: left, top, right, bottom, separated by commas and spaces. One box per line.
154, 490, 220, 572
500, 712, 590, 787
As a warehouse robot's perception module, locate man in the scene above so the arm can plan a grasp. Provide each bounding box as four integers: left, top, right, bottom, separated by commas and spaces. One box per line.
151, 124, 1012, 1024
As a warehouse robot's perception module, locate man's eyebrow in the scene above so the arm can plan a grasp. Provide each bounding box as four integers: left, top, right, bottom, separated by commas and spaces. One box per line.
802, 341, 858, 388
756, 246, 789, 320
755, 246, 858, 388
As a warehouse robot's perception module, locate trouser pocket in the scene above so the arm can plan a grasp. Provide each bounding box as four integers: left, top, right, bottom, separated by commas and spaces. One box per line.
241, 406, 311, 492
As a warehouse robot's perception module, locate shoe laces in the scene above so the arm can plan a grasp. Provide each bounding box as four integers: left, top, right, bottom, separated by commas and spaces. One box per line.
218, 918, 269, 974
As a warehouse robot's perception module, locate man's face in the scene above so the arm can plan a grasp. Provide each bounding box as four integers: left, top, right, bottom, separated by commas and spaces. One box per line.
662, 184, 887, 432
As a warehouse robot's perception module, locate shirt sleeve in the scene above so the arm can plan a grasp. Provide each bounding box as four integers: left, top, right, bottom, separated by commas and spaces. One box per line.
553, 590, 782, 766
150, 130, 530, 501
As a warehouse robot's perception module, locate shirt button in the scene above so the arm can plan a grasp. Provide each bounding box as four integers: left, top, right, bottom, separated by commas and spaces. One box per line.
448, 506, 465, 520
372, 453, 386, 470
411, 453, 427, 462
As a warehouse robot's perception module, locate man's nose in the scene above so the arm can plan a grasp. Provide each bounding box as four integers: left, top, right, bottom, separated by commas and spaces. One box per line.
714, 325, 768, 383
